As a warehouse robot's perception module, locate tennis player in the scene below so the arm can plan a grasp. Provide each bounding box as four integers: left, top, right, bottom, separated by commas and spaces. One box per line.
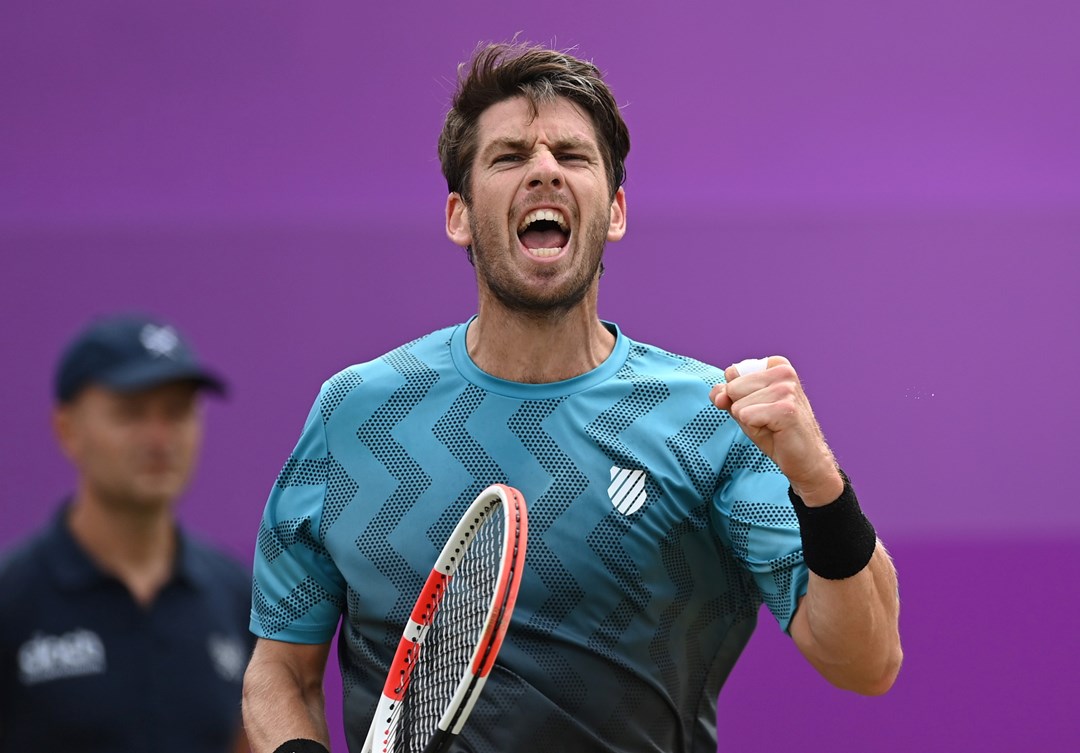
243, 42, 902, 753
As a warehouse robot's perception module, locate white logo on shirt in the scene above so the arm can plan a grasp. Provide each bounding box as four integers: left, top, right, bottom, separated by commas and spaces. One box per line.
207, 634, 247, 682
139, 324, 181, 358
608, 466, 648, 516
17, 629, 106, 685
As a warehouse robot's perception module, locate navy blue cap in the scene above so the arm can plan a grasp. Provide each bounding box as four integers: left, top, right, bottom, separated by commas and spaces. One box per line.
55, 314, 227, 403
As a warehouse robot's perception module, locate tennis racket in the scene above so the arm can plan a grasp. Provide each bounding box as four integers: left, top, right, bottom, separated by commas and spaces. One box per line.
362, 483, 528, 753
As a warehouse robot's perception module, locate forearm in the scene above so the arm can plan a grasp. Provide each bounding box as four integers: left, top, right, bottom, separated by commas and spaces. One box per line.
711, 358, 902, 693
242, 643, 332, 753
791, 542, 902, 695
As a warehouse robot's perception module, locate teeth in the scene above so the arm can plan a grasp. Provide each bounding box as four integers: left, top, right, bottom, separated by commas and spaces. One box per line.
528, 248, 561, 258
517, 208, 569, 234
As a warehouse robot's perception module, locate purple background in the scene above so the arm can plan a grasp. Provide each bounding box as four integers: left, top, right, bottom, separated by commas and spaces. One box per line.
2, 1, 1078, 750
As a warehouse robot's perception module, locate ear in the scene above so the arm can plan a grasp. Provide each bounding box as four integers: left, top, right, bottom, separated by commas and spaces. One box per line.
446, 192, 473, 248
52, 404, 79, 462
607, 187, 627, 242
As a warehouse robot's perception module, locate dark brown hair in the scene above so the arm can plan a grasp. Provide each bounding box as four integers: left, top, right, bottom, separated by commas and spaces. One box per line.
438, 43, 630, 202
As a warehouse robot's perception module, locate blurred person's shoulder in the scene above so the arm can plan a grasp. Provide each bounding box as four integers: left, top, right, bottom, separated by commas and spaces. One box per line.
177, 529, 252, 600
0, 516, 59, 593
0, 517, 64, 641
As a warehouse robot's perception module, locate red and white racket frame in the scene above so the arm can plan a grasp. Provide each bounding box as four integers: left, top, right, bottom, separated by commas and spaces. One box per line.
362, 483, 528, 753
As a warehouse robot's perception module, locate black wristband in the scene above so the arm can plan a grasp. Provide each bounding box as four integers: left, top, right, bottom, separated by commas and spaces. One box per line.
273, 740, 330, 753
789, 470, 877, 580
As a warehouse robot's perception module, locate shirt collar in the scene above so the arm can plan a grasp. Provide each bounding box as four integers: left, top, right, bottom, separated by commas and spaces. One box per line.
450, 317, 629, 399
45, 502, 201, 591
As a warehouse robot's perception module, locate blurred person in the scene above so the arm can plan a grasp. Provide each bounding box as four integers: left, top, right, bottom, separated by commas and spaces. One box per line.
0, 314, 254, 753
243, 43, 902, 753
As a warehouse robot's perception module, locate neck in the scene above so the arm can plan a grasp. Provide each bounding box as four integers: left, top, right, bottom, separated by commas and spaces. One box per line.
467, 297, 615, 383
67, 491, 178, 606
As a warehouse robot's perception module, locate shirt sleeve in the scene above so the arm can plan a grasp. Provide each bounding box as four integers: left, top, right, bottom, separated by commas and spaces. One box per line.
249, 385, 347, 644
713, 433, 809, 633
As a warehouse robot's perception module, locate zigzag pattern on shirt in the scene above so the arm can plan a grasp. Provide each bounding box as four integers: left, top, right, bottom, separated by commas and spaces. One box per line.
673, 352, 726, 387
766, 550, 802, 619
583, 350, 734, 738
649, 505, 761, 717
339, 588, 388, 698
585, 345, 669, 506
665, 407, 729, 501
354, 343, 438, 647
251, 576, 344, 637
430, 383, 506, 545
720, 441, 782, 478
272, 452, 358, 546
650, 355, 767, 727
320, 368, 364, 424
507, 396, 590, 707
578, 350, 670, 732
275, 456, 327, 489
322, 453, 360, 540
728, 499, 801, 618
257, 516, 327, 563
265, 456, 331, 560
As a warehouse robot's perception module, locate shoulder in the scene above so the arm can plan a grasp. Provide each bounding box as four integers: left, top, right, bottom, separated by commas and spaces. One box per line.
0, 526, 55, 610
0, 524, 54, 583
382, 323, 460, 360
179, 533, 251, 594
310, 324, 463, 422
175, 532, 255, 644
619, 333, 726, 388
318, 325, 460, 394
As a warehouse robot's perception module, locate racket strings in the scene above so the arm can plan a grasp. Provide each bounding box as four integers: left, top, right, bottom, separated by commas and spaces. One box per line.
384, 505, 507, 753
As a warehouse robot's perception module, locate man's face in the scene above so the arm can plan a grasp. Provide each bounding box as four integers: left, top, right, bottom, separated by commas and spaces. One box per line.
54, 381, 203, 513
446, 96, 626, 313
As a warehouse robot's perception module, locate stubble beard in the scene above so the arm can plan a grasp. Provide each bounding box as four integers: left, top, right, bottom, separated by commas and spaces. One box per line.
469, 211, 608, 319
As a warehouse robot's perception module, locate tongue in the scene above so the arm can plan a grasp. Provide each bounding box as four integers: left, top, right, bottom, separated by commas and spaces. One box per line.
520, 227, 568, 250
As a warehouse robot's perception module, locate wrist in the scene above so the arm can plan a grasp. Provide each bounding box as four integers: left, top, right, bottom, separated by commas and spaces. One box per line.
788, 456, 844, 508
273, 740, 330, 753
790, 471, 844, 508
789, 469, 877, 580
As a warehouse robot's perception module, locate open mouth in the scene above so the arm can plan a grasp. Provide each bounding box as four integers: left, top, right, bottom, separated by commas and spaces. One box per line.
517, 208, 570, 258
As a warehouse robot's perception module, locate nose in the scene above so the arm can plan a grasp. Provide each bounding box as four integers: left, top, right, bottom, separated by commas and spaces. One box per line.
141, 412, 177, 450
138, 405, 192, 453
527, 149, 562, 190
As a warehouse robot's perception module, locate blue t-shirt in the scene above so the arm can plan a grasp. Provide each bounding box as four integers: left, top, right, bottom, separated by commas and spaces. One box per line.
0, 506, 254, 753
251, 321, 808, 753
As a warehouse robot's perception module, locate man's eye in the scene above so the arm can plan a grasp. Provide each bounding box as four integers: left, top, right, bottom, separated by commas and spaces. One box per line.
112, 404, 143, 422
558, 154, 589, 163
494, 154, 523, 163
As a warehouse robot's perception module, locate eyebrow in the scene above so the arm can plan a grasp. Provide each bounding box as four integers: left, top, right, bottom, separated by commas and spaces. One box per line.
480, 135, 599, 158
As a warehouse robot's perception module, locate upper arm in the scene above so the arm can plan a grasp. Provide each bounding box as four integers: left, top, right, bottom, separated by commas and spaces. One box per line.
712, 453, 808, 631
247, 637, 332, 689
250, 385, 348, 644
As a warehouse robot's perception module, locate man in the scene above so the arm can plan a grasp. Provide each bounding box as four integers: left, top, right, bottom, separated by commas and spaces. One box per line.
0, 314, 254, 753
243, 43, 902, 753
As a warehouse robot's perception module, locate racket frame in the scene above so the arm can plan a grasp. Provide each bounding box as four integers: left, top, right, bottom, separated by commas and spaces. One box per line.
362, 483, 528, 753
